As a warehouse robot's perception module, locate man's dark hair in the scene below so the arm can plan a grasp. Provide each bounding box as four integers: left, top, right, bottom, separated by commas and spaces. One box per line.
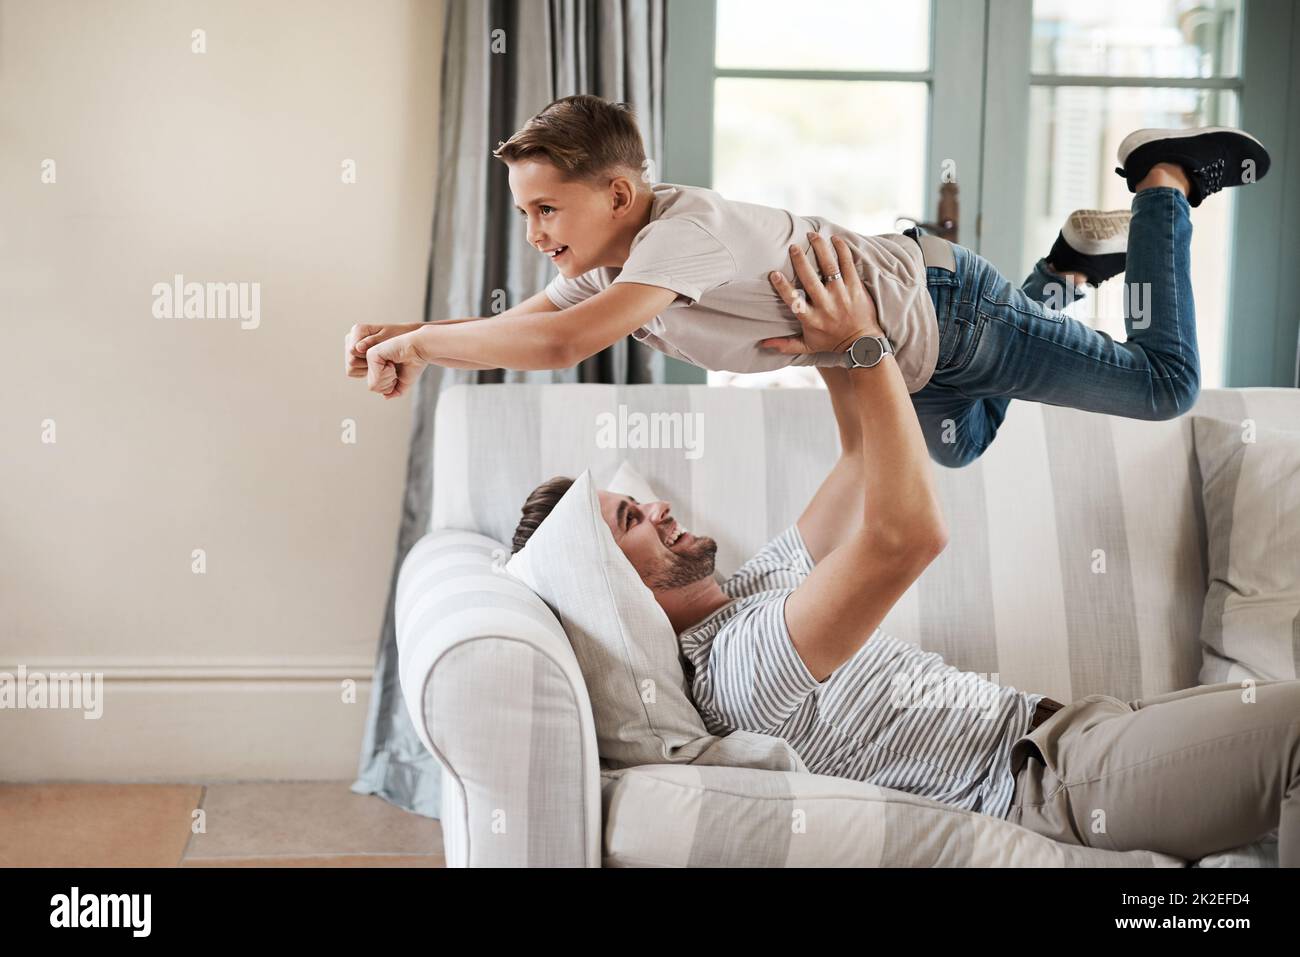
511, 476, 576, 554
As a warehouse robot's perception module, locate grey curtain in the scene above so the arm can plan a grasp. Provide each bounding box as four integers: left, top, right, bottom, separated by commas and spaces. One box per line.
351, 0, 669, 818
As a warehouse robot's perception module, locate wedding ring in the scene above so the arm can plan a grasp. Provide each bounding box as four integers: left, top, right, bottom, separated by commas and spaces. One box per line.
822, 271, 842, 283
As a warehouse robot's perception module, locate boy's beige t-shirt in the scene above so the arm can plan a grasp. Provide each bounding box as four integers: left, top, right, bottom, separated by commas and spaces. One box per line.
544, 182, 940, 393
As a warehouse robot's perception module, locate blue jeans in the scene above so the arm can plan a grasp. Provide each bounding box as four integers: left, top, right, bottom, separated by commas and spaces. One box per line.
911, 187, 1200, 469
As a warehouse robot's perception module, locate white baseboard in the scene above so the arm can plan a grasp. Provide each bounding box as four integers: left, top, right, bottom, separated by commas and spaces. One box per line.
0, 657, 376, 781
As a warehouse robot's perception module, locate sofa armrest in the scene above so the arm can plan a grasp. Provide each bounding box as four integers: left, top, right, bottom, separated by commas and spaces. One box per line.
396, 529, 601, 867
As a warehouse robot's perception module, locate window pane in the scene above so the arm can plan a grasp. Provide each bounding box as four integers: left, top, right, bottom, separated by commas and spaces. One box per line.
710, 78, 928, 390
1032, 0, 1241, 78
1022, 85, 1239, 387
716, 0, 929, 72
712, 78, 928, 237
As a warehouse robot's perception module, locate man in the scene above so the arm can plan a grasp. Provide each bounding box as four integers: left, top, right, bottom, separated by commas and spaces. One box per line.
509, 232, 1300, 865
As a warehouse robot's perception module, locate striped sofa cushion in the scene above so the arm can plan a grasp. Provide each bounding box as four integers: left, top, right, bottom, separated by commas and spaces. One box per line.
599, 765, 1185, 867
1193, 415, 1300, 683
432, 384, 1300, 705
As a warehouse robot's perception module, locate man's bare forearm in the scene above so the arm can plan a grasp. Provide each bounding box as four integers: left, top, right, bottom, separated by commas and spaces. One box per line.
817, 366, 862, 455
848, 356, 946, 547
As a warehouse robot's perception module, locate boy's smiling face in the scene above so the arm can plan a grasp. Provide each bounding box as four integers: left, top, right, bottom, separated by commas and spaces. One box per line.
508, 158, 642, 278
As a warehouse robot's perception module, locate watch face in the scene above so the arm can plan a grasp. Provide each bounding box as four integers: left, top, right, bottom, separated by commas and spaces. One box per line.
851, 337, 883, 367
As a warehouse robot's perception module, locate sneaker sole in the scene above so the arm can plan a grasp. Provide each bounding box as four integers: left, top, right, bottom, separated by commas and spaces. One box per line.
1112, 127, 1263, 164
1116, 126, 1272, 205
1062, 209, 1131, 256
1116, 126, 1268, 166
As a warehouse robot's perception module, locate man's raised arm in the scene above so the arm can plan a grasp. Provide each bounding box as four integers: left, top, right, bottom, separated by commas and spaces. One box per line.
763, 234, 948, 682
793, 366, 866, 564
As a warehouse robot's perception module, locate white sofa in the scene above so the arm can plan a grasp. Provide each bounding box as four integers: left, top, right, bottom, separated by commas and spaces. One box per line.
396, 383, 1295, 867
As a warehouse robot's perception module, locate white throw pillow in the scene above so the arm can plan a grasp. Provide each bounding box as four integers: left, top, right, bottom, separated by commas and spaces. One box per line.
1194, 416, 1300, 682
504, 469, 718, 767
604, 460, 661, 506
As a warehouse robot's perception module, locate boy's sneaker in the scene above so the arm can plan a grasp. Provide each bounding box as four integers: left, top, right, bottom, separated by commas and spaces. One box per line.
1114, 126, 1271, 207
1047, 209, 1131, 286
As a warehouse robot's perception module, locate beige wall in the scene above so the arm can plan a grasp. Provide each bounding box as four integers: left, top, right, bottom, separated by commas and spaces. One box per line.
0, 0, 444, 778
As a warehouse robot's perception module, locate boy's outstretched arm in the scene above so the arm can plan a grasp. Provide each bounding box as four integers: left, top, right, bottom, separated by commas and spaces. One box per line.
355, 282, 679, 397
345, 290, 565, 376
417, 282, 678, 369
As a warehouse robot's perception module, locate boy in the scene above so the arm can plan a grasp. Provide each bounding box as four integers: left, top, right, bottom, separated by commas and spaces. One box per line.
346, 95, 1270, 467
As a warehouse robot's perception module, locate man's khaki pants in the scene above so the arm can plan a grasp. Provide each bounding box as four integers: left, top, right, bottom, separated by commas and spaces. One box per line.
1006, 679, 1300, 866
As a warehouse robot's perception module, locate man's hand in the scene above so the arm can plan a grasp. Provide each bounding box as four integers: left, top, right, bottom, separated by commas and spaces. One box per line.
760, 233, 884, 356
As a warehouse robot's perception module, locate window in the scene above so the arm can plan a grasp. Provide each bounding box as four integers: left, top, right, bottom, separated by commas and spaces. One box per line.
664, 0, 1298, 389
703, 0, 934, 389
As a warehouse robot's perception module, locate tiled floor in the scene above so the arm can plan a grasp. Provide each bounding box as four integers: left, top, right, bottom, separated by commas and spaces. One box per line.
0, 782, 445, 867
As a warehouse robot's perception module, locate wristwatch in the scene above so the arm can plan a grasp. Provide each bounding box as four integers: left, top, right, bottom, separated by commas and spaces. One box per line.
843, 334, 895, 369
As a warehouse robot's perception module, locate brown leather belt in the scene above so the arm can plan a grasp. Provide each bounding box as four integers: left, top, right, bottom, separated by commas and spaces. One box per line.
1028, 695, 1066, 732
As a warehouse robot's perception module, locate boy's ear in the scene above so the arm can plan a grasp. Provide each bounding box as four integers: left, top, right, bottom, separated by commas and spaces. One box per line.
608, 171, 641, 213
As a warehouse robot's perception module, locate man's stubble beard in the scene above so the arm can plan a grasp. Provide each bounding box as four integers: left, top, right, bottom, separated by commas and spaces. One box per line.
644, 536, 718, 590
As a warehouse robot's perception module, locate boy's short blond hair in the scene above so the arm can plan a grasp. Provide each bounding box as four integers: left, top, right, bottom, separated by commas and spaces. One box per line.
493, 94, 649, 190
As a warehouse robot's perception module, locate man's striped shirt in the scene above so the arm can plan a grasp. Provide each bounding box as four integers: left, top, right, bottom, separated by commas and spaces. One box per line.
678, 524, 1044, 820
